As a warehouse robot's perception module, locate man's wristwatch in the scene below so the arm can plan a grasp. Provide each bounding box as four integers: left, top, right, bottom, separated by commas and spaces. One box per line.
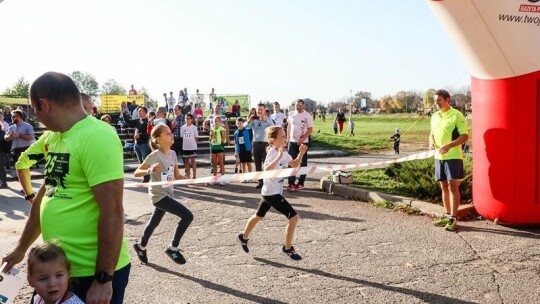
24, 193, 35, 200
95, 271, 114, 283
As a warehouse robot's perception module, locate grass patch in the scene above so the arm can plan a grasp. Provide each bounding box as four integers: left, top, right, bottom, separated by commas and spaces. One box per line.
352, 156, 473, 203
311, 114, 432, 153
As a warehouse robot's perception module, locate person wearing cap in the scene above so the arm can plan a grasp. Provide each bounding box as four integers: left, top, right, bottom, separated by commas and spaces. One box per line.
429, 89, 469, 232
390, 128, 400, 154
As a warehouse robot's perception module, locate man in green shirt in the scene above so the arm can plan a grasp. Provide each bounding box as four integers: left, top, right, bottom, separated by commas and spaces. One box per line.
1, 72, 130, 303
429, 89, 469, 231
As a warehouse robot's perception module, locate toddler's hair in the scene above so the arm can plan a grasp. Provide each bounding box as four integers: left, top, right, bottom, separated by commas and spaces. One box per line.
28, 242, 70, 276
265, 126, 282, 143
150, 124, 169, 151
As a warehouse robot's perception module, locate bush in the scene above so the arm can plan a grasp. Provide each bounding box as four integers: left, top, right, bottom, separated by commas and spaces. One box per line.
382, 156, 472, 202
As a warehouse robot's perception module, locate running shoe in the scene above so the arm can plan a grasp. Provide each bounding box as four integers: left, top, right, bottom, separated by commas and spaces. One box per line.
133, 242, 148, 264
281, 246, 302, 261
287, 184, 296, 191
295, 184, 304, 191
445, 218, 457, 232
236, 233, 249, 253
165, 247, 186, 265
433, 216, 450, 227
219, 181, 227, 186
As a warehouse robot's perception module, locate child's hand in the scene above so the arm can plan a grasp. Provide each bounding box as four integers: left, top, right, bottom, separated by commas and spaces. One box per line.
299, 144, 308, 153
150, 163, 162, 173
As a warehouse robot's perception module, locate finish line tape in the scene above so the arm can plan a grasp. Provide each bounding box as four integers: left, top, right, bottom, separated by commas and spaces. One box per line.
124, 150, 436, 188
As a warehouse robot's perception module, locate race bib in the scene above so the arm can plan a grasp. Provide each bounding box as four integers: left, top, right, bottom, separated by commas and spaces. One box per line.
238, 137, 245, 145
161, 166, 174, 188
0, 264, 25, 304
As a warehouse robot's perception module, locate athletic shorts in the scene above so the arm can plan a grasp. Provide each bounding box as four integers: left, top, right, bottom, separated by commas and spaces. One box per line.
435, 159, 464, 182
182, 150, 197, 159
238, 151, 253, 163
211, 148, 224, 155
256, 194, 297, 219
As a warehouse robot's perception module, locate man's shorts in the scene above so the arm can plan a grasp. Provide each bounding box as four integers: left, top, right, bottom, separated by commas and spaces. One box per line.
435, 159, 464, 182
182, 150, 197, 159
238, 151, 253, 163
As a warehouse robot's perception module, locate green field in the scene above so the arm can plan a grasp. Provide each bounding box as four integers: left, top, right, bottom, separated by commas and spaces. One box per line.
311, 113, 433, 154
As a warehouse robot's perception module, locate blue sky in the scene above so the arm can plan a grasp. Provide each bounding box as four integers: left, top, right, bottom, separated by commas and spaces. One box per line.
0, 0, 469, 106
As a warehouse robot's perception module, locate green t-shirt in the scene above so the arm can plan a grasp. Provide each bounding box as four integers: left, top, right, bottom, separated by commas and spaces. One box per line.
210, 126, 225, 151
430, 107, 469, 160
16, 116, 131, 277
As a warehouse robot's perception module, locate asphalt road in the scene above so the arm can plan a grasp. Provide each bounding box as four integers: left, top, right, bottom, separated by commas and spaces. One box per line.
1, 155, 540, 303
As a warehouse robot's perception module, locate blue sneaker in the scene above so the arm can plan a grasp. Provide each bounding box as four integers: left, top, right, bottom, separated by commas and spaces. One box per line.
281, 246, 302, 261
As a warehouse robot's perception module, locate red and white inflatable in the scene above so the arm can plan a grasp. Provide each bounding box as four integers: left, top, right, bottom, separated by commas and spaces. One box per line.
428, 0, 540, 225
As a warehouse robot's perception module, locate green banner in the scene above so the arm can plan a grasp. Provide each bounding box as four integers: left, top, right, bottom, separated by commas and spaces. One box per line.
212, 95, 250, 111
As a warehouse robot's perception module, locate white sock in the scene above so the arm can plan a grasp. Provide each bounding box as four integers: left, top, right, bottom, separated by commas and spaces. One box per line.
169, 245, 179, 251
137, 243, 146, 251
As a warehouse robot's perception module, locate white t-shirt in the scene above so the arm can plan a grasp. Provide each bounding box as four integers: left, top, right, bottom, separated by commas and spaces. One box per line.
262, 147, 293, 196
287, 111, 313, 143
167, 96, 176, 108
181, 124, 199, 151
271, 112, 287, 127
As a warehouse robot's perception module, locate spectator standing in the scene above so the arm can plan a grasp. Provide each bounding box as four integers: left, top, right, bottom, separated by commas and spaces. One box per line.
391, 128, 401, 154
209, 116, 227, 186
271, 102, 287, 128
154, 106, 171, 128
349, 117, 355, 137
181, 114, 199, 179
4, 109, 35, 167
167, 92, 176, 118
0, 122, 8, 188
287, 99, 313, 191
2, 106, 12, 125
122, 106, 150, 182
129, 84, 137, 95
171, 105, 186, 161
234, 117, 253, 182
244, 103, 274, 189
2, 72, 131, 303
335, 108, 346, 135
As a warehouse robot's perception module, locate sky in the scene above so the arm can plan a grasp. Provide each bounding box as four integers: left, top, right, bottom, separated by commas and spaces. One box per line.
0, 0, 470, 106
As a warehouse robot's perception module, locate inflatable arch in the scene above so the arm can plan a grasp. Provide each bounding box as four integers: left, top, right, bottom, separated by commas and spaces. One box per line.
428, 0, 540, 225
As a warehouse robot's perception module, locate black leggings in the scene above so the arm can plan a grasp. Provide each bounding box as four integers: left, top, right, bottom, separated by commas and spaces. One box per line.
141, 196, 194, 248
256, 194, 297, 219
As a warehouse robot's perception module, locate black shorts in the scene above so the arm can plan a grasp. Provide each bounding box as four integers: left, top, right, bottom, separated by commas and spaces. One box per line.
435, 159, 464, 182
182, 150, 197, 159
211, 149, 224, 155
238, 151, 253, 163
256, 194, 297, 219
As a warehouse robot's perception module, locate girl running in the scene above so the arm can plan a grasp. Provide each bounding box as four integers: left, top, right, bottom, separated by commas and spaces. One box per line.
27, 242, 84, 304
236, 126, 308, 261
209, 116, 227, 186
133, 125, 193, 265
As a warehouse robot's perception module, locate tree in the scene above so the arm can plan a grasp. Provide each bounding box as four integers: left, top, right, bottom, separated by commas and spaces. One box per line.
392, 91, 407, 112
69, 71, 99, 96
101, 79, 126, 95
379, 95, 393, 113
2, 77, 30, 97
423, 88, 436, 111
353, 91, 373, 109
